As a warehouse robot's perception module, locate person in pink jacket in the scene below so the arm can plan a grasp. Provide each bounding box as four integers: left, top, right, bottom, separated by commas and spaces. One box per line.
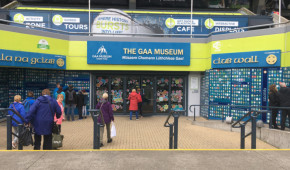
54, 94, 64, 134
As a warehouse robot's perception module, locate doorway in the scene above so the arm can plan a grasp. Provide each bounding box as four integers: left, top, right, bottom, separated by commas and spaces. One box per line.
93, 72, 187, 115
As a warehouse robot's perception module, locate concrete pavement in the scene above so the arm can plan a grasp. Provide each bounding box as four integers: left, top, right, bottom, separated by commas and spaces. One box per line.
0, 150, 290, 170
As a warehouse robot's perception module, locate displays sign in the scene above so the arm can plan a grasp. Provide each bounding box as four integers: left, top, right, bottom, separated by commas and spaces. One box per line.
87, 41, 190, 65
0, 49, 66, 69
211, 50, 281, 68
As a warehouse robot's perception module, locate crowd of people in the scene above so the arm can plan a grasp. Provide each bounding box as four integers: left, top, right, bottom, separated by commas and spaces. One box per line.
7, 83, 90, 150
269, 82, 290, 130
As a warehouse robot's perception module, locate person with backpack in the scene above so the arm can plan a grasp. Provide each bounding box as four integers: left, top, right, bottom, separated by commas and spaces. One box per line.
25, 89, 61, 150
54, 94, 64, 133
76, 90, 84, 120
128, 89, 141, 120
137, 88, 143, 118
8, 95, 26, 149
23, 91, 35, 114
53, 83, 61, 99
82, 89, 88, 118
269, 84, 280, 129
65, 85, 77, 121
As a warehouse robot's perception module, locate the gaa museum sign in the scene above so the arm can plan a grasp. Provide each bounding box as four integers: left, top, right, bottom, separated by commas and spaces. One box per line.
87, 41, 190, 65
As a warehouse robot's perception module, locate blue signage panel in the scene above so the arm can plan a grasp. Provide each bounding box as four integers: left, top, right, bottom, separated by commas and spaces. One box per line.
87, 41, 190, 65
211, 50, 281, 68
9, 10, 248, 35
0, 49, 66, 69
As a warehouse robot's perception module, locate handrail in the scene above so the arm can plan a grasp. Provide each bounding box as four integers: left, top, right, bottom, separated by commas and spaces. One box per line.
189, 104, 290, 123
0, 108, 25, 124
0, 18, 289, 37
164, 110, 185, 127
231, 111, 252, 128
190, 104, 290, 113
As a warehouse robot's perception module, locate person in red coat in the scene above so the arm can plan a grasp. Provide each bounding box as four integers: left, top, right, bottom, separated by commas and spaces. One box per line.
128, 89, 141, 120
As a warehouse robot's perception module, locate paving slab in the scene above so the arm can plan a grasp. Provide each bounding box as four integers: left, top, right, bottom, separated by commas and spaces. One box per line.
0, 151, 290, 170
0, 116, 275, 150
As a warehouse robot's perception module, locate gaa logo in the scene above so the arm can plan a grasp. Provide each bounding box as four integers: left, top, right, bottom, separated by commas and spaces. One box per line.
56, 58, 65, 67
266, 54, 277, 65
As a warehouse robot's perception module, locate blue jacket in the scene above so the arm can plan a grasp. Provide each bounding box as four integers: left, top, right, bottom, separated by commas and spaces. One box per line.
25, 97, 35, 106
53, 88, 59, 99
25, 95, 61, 135
8, 102, 26, 127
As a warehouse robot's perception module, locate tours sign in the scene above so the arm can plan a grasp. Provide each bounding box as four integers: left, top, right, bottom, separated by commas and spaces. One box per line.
0, 49, 66, 69
51, 12, 89, 32
87, 41, 190, 65
211, 50, 281, 68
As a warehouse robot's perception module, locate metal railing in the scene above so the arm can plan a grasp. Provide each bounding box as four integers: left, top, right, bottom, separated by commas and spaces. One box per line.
164, 110, 185, 149
190, 104, 290, 149
0, 108, 25, 150
0, 18, 289, 38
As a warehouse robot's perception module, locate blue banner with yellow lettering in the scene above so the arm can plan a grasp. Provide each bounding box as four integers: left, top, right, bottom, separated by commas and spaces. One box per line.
0, 49, 66, 69
87, 41, 190, 65
211, 50, 281, 68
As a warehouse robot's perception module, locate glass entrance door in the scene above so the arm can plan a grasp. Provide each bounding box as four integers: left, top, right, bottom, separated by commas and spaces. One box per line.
141, 77, 154, 114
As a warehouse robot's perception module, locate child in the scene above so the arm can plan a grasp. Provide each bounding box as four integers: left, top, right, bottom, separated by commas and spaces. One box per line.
54, 94, 64, 134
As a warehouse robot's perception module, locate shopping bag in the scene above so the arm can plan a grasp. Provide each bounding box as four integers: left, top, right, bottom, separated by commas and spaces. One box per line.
111, 122, 116, 138
19, 127, 33, 146
52, 133, 64, 149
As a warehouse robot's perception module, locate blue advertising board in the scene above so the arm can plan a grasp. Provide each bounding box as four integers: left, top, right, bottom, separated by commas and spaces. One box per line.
211, 50, 281, 68
9, 10, 248, 36
0, 49, 66, 69
87, 41, 190, 65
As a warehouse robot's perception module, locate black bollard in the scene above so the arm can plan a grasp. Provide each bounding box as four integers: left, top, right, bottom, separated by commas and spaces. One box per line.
93, 115, 99, 149
269, 111, 273, 129
240, 124, 245, 149
18, 124, 23, 150
173, 114, 179, 149
251, 115, 257, 149
7, 115, 12, 150
193, 106, 196, 121
97, 123, 102, 149
169, 124, 173, 149
222, 107, 224, 123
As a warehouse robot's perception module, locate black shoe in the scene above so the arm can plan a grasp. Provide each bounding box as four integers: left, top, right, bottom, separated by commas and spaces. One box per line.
100, 143, 104, 147
107, 139, 113, 143
273, 126, 279, 129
